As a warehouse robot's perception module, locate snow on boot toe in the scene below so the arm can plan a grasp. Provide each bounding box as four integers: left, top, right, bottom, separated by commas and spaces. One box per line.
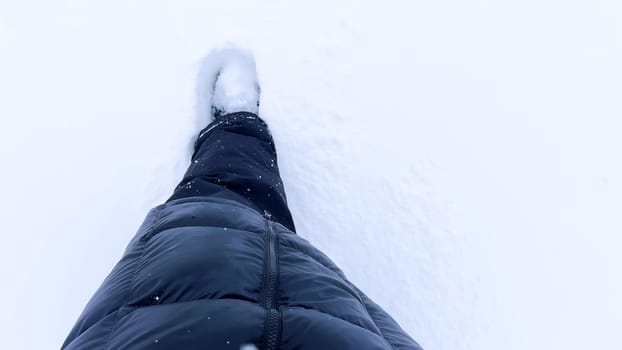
211, 48, 260, 118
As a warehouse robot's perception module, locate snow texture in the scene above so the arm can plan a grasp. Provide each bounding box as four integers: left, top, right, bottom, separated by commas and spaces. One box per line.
1, 1, 621, 349
210, 45, 260, 117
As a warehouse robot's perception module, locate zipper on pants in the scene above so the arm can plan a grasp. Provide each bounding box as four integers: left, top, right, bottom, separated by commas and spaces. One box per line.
262, 214, 281, 350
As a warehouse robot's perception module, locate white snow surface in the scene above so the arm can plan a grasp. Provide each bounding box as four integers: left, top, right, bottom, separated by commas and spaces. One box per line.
1, 1, 621, 349
210, 45, 260, 117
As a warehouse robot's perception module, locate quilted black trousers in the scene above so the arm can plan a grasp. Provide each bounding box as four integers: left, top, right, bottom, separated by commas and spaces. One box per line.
167, 112, 296, 233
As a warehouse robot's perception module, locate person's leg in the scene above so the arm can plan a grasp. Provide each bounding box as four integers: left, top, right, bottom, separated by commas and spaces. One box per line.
167, 111, 296, 233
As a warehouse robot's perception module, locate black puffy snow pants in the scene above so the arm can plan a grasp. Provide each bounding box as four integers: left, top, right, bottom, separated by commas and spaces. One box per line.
167, 112, 296, 233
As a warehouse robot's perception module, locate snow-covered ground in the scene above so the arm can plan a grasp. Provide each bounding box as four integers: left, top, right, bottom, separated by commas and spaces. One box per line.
1, 1, 621, 349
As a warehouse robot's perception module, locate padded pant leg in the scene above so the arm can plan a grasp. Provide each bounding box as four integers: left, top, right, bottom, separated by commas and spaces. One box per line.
167, 112, 296, 232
